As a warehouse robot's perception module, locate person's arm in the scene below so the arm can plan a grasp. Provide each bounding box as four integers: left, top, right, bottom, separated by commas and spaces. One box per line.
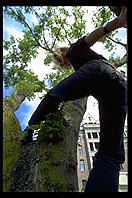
84, 7, 127, 47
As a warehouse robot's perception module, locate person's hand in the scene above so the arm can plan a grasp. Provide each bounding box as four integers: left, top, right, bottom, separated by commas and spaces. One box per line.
118, 7, 127, 28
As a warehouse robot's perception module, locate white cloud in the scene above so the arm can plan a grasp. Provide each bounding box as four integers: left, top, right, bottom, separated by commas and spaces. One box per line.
3, 24, 24, 40
21, 109, 34, 128
18, 47, 54, 129
21, 94, 42, 127
3, 19, 53, 129
83, 6, 97, 33
4, 6, 127, 128
91, 42, 110, 59
31, 12, 38, 24
117, 28, 127, 44
27, 47, 54, 81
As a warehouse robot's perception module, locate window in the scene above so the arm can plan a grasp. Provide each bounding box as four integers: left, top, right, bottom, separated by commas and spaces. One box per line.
92, 132, 98, 139
95, 142, 99, 150
87, 133, 91, 139
89, 143, 94, 151
88, 116, 91, 122
123, 131, 127, 137
82, 180, 86, 191
79, 145, 83, 155
92, 156, 95, 164
120, 164, 124, 170
80, 160, 85, 171
78, 135, 81, 143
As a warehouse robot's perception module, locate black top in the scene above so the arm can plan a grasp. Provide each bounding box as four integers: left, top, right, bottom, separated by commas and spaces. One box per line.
67, 36, 107, 71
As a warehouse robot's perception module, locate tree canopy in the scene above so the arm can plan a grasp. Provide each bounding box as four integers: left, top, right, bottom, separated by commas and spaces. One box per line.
3, 6, 128, 192
3, 6, 127, 109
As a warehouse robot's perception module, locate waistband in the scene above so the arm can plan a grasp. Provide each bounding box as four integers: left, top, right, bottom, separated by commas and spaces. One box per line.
99, 59, 127, 84
99, 59, 118, 72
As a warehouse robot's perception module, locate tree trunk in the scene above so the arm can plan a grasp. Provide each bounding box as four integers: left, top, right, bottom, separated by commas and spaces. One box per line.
3, 98, 22, 192
3, 97, 87, 192
109, 6, 124, 16
8, 93, 26, 112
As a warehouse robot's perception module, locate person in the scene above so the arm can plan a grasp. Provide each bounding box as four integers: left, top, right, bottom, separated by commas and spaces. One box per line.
20, 7, 127, 192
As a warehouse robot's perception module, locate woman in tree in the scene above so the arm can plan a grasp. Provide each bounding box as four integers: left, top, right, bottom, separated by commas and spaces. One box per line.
20, 7, 127, 192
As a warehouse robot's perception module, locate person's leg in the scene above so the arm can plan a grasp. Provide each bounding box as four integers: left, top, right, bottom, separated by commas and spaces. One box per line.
84, 159, 120, 192
84, 71, 127, 192
84, 103, 126, 192
20, 60, 101, 144
28, 61, 101, 126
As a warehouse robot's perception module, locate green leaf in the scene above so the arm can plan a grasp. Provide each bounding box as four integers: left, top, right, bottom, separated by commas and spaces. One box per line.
28, 124, 40, 130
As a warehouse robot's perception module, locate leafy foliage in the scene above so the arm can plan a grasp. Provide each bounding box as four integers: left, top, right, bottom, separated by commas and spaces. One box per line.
3, 6, 127, 109
3, 6, 88, 104
36, 111, 65, 144
3, 36, 45, 100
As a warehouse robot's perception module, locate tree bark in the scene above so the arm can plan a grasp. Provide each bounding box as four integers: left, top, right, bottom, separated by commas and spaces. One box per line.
3, 5, 128, 192
109, 6, 124, 16
4, 97, 87, 192
8, 93, 26, 112
3, 98, 22, 192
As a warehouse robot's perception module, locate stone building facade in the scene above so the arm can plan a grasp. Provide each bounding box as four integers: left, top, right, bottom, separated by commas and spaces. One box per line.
77, 116, 128, 192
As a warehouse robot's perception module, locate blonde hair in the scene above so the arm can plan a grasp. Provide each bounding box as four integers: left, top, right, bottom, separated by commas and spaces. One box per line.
52, 47, 72, 70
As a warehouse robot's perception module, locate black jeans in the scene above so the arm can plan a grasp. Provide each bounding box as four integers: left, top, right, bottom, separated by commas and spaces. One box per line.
28, 59, 127, 192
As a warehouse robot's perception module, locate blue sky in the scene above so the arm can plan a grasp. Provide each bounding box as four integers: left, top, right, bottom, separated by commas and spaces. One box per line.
3, 8, 41, 130
3, 6, 127, 131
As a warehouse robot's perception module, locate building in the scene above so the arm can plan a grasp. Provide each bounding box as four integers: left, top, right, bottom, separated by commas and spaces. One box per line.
118, 125, 128, 192
77, 127, 89, 192
77, 114, 128, 192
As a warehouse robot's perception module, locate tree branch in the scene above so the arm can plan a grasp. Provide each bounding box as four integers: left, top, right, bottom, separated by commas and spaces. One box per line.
30, 7, 43, 22
106, 36, 127, 49
9, 7, 52, 52
30, 7, 53, 53
51, 17, 67, 49
51, 27, 62, 49
65, 34, 72, 45
114, 52, 128, 68
109, 6, 123, 16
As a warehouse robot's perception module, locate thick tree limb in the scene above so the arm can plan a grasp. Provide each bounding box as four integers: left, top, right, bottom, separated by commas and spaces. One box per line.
109, 6, 123, 16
